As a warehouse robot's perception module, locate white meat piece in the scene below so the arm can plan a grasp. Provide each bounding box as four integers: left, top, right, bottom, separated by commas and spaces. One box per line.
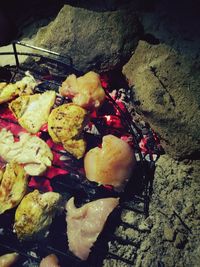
84, 134, 136, 190
0, 128, 15, 157
39, 254, 60, 267
0, 129, 53, 176
59, 71, 105, 110
9, 90, 56, 134
0, 252, 19, 267
66, 197, 119, 260
0, 72, 37, 105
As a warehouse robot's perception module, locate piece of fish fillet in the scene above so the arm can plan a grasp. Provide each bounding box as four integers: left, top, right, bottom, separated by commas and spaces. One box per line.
0, 252, 19, 267
66, 197, 119, 260
39, 254, 60, 267
59, 71, 105, 110
84, 134, 136, 190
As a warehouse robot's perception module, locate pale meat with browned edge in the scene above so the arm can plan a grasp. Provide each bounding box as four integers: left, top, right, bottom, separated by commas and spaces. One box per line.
0, 129, 53, 176
84, 134, 136, 190
0, 73, 37, 104
9, 90, 56, 133
0, 252, 19, 267
39, 254, 60, 267
59, 71, 105, 110
66, 197, 119, 260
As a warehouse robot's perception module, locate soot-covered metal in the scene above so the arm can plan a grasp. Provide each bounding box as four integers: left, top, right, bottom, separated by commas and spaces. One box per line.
0, 41, 162, 267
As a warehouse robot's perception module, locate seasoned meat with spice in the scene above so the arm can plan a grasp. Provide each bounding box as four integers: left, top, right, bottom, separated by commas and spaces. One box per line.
66, 197, 119, 260
9, 90, 56, 133
14, 190, 62, 241
0, 73, 36, 104
48, 103, 88, 159
0, 161, 28, 215
59, 71, 105, 110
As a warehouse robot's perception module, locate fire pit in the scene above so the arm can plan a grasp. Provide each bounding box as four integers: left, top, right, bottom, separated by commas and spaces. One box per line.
0, 41, 162, 266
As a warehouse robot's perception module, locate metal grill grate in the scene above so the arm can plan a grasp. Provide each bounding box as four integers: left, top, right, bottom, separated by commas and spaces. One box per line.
0, 41, 161, 266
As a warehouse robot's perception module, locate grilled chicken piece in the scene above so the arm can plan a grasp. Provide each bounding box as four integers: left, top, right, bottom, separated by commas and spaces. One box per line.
84, 134, 136, 190
39, 254, 60, 267
14, 190, 62, 241
59, 71, 105, 110
0, 161, 28, 215
48, 103, 88, 159
0, 128, 15, 162
66, 197, 119, 260
0, 129, 53, 176
12, 133, 53, 176
0, 168, 3, 182
0, 252, 19, 267
0, 73, 36, 104
9, 90, 56, 133
14, 73, 37, 96
0, 82, 7, 90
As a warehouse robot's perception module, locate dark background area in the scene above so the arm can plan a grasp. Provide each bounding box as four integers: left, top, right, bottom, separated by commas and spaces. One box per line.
1, 0, 200, 46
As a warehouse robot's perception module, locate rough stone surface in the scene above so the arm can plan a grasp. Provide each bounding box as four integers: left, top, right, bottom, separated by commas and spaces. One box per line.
103, 155, 200, 267
123, 40, 200, 159
136, 155, 200, 267
164, 225, 175, 241
34, 4, 142, 72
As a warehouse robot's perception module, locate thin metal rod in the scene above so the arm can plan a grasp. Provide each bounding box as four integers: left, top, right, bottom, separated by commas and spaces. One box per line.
0, 51, 71, 67
12, 43, 19, 68
13, 40, 73, 65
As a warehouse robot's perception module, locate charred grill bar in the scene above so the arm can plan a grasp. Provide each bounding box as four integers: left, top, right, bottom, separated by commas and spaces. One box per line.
0, 41, 161, 266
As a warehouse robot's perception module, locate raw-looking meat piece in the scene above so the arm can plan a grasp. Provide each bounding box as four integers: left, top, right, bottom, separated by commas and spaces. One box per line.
0, 161, 28, 215
48, 103, 88, 159
39, 254, 60, 267
0, 72, 36, 104
9, 90, 56, 133
0, 129, 53, 176
84, 134, 136, 190
14, 190, 62, 241
0, 252, 19, 266
59, 71, 105, 110
66, 197, 119, 260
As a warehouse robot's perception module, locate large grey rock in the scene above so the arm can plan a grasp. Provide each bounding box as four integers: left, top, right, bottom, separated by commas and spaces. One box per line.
34, 4, 142, 72
123, 40, 200, 159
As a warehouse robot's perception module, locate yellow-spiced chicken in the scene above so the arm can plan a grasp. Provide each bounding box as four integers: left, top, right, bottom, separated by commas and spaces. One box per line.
14, 190, 62, 241
0, 161, 28, 215
48, 103, 88, 159
0, 73, 37, 104
9, 90, 56, 134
